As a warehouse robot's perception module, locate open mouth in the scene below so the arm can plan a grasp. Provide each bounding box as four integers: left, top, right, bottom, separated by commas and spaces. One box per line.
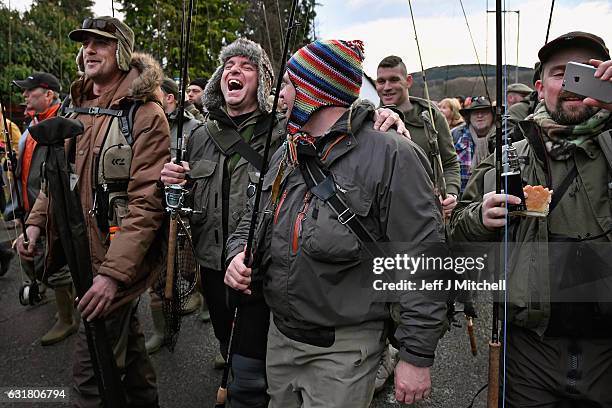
228, 79, 244, 92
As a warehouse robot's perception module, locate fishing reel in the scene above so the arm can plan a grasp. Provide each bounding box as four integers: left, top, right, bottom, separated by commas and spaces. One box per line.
501, 142, 526, 213
165, 184, 187, 211
19, 280, 43, 306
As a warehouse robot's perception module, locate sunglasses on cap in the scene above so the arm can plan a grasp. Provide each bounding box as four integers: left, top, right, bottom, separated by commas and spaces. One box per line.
81, 18, 116, 34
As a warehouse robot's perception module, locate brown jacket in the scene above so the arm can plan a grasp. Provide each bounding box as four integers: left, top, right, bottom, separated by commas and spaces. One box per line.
27, 53, 170, 312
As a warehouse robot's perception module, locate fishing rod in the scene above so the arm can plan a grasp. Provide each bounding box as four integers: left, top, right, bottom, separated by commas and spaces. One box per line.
487, 0, 503, 407
215, 2, 300, 406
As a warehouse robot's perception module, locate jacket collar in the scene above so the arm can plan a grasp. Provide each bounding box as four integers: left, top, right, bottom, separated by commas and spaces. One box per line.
316, 101, 374, 166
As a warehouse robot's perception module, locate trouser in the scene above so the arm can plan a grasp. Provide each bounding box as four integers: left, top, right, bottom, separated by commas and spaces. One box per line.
503, 324, 612, 408
72, 298, 158, 407
266, 318, 385, 408
21, 235, 71, 288
201, 267, 234, 356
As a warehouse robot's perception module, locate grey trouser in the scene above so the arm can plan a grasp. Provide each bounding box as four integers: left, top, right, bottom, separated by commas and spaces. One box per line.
72, 298, 158, 407
266, 318, 385, 408
504, 324, 612, 408
22, 235, 72, 288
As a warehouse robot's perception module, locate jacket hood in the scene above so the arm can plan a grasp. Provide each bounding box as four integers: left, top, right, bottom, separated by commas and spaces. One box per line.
71, 52, 163, 105
203, 39, 273, 113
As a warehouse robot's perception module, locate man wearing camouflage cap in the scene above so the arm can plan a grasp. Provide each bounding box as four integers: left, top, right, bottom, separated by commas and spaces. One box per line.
17, 16, 169, 406
451, 31, 612, 406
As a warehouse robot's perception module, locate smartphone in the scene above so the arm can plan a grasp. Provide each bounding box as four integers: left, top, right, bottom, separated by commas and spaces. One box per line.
562, 62, 612, 104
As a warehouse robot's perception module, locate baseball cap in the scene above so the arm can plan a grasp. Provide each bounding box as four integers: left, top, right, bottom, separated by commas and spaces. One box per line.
12, 72, 61, 93
538, 32, 610, 63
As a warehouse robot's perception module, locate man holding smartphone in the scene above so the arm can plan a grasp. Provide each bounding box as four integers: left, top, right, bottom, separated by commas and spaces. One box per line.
450, 32, 612, 407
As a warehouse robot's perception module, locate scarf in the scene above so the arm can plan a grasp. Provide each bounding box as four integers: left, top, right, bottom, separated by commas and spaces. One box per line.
531, 102, 610, 160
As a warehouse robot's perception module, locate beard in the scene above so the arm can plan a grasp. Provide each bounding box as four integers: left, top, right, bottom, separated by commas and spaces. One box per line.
548, 90, 599, 125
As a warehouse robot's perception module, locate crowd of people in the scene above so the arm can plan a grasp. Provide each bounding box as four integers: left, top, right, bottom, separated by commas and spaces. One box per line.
0, 13, 611, 408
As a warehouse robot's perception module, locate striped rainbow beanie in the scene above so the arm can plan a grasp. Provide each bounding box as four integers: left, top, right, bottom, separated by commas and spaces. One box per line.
286, 39, 364, 135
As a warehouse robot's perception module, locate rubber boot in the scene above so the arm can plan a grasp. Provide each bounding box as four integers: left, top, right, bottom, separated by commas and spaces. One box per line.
145, 305, 166, 354
181, 291, 202, 315
41, 285, 78, 346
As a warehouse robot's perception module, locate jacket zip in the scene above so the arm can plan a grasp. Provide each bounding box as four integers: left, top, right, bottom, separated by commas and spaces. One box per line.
292, 192, 312, 254
274, 190, 288, 224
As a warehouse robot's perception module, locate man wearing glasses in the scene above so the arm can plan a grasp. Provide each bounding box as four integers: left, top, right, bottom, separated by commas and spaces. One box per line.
451, 97, 495, 195
17, 16, 169, 407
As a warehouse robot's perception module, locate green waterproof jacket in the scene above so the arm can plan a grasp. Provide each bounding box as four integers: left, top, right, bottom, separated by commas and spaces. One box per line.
227, 102, 448, 367
186, 108, 285, 271
450, 119, 612, 335
401, 96, 461, 197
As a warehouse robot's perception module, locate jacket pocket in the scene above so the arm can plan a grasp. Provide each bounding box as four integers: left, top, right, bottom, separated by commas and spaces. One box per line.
301, 179, 374, 262
189, 159, 216, 224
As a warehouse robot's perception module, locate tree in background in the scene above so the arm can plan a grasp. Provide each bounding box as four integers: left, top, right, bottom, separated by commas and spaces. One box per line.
0, 0, 90, 123
119, 0, 247, 80
243, 0, 317, 73
119, 0, 316, 82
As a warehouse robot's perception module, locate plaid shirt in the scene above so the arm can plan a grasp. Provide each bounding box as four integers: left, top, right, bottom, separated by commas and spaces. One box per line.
451, 124, 474, 194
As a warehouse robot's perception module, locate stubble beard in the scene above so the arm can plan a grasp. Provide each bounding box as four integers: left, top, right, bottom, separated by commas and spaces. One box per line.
548, 91, 599, 125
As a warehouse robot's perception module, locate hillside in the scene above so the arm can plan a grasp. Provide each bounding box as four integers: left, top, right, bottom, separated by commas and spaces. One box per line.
373, 63, 536, 102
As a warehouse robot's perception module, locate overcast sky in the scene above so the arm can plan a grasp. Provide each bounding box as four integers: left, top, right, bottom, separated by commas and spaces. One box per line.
8, 0, 612, 76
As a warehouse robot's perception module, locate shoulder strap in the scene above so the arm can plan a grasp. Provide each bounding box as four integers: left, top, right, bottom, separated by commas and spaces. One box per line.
118, 101, 142, 146
297, 149, 384, 257
59, 95, 72, 116
519, 121, 552, 187
548, 164, 578, 213
205, 120, 264, 171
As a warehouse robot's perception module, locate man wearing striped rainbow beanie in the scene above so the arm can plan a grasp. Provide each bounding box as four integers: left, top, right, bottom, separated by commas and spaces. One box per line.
225, 39, 446, 407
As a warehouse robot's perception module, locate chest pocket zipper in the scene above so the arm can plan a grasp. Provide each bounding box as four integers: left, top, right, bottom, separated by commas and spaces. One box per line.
274, 190, 288, 225
292, 192, 313, 254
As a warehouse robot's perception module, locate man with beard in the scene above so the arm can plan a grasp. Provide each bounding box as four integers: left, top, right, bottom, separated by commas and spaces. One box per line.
451, 97, 495, 195
161, 38, 408, 407
450, 32, 612, 407
186, 77, 208, 119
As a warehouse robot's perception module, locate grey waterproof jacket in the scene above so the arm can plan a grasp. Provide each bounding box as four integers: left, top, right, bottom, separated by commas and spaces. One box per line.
227, 102, 448, 367
186, 108, 285, 271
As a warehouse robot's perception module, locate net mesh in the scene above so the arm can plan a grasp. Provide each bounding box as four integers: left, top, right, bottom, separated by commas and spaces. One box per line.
156, 216, 199, 351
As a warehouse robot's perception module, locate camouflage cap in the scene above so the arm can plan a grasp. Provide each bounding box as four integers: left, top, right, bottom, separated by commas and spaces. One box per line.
69, 17, 134, 72
538, 31, 610, 64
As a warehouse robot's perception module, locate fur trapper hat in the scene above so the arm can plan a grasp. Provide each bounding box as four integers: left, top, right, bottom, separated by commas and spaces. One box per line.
203, 38, 274, 112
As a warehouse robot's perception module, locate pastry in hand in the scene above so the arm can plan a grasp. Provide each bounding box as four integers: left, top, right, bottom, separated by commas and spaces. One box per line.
523, 185, 553, 216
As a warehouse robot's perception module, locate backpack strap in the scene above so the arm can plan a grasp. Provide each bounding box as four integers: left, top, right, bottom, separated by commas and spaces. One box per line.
62, 106, 126, 117
118, 101, 142, 146
205, 120, 264, 171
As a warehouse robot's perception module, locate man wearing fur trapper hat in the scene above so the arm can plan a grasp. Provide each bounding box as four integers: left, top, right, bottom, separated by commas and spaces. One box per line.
225, 39, 447, 407
17, 16, 169, 406
161, 37, 410, 406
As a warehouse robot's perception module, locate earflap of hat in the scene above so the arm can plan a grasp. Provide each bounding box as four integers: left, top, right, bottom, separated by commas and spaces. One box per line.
203, 64, 224, 111
257, 46, 274, 113
116, 41, 131, 72
76, 47, 85, 73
